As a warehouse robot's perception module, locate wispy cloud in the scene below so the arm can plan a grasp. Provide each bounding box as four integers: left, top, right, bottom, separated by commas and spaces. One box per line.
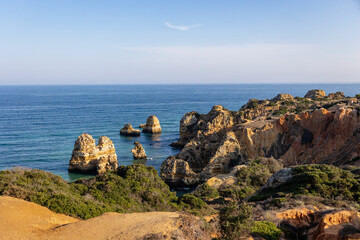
165, 22, 201, 31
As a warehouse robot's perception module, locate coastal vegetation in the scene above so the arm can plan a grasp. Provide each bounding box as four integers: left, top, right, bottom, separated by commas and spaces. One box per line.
0, 165, 210, 219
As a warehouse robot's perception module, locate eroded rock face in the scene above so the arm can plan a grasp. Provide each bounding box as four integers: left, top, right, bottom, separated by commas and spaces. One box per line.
69, 133, 118, 174
305, 89, 326, 99
120, 124, 141, 136
142, 116, 161, 134
131, 142, 147, 159
161, 91, 360, 187
277, 208, 360, 240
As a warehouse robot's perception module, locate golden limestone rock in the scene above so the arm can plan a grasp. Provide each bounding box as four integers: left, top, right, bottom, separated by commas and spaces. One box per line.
131, 141, 147, 159
120, 124, 141, 136
142, 115, 161, 134
68, 133, 118, 174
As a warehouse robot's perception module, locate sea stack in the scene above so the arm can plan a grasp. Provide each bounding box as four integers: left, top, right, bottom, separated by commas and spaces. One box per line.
131, 141, 147, 159
68, 133, 118, 174
142, 115, 161, 134
120, 124, 141, 136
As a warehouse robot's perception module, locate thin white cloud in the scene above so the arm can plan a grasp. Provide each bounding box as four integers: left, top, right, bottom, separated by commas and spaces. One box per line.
165, 22, 201, 31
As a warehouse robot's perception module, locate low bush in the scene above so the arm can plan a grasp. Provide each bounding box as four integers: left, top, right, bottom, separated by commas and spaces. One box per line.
251, 221, 282, 240
251, 164, 360, 203
220, 202, 253, 240
192, 183, 219, 200
0, 165, 212, 219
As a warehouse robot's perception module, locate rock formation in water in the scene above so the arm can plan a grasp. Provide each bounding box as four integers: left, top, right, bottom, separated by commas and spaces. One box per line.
161, 90, 360, 187
120, 124, 141, 136
142, 115, 161, 133
131, 141, 147, 159
68, 133, 118, 174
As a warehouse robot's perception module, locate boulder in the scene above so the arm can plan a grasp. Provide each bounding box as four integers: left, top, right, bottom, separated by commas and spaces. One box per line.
271, 93, 294, 101
142, 115, 161, 134
131, 142, 147, 159
69, 133, 118, 174
304, 89, 326, 99
120, 124, 141, 136
328, 91, 345, 99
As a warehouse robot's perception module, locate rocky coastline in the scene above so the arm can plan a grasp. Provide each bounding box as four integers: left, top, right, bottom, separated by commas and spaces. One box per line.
161, 90, 360, 188
1, 89, 360, 240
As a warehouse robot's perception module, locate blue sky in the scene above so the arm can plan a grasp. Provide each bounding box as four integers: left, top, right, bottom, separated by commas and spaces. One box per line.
0, 0, 360, 84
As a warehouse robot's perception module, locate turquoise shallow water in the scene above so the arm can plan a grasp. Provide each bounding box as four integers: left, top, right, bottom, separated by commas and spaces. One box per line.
0, 84, 359, 181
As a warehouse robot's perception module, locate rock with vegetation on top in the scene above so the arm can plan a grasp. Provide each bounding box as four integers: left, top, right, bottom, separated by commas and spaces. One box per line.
68, 133, 118, 174
328, 91, 345, 99
271, 93, 294, 102
161, 90, 360, 187
304, 89, 326, 99
131, 141, 147, 159
120, 124, 141, 136
142, 115, 161, 133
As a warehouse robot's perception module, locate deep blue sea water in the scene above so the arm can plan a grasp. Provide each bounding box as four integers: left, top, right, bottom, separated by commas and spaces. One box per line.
0, 84, 359, 181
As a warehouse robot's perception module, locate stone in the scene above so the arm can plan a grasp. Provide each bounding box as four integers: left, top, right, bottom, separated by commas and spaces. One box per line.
120, 124, 141, 136
142, 115, 161, 134
271, 93, 294, 101
139, 124, 146, 128
131, 142, 147, 159
69, 133, 118, 174
304, 89, 326, 99
328, 91, 345, 99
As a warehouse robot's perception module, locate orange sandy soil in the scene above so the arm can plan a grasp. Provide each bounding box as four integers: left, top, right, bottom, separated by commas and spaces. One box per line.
0, 196, 186, 240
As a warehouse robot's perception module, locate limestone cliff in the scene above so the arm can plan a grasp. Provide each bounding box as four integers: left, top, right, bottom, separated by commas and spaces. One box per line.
161, 90, 360, 187
68, 133, 118, 174
277, 208, 360, 240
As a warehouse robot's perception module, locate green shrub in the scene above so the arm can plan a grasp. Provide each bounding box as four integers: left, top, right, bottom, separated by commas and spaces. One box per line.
251, 221, 282, 240
355, 94, 360, 99
251, 164, 360, 203
0, 165, 191, 219
193, 183, 219, 200
220, 202, 253, 240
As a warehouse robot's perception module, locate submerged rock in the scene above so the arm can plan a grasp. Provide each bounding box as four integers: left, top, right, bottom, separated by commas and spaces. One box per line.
68, 133, 118, 174
120, 124, 141, 136
304, 89, 326, 99
142, 115, 161, 134
131, 142, 147, 159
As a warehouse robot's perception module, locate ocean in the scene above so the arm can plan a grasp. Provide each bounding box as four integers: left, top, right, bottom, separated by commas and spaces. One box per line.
0, 84, 359, 181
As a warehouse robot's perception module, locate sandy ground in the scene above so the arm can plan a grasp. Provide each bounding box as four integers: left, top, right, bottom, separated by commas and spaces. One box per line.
0, 196, 195, 240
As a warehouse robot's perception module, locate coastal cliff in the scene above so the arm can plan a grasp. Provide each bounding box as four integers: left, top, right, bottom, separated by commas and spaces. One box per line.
161, 90, 360, 187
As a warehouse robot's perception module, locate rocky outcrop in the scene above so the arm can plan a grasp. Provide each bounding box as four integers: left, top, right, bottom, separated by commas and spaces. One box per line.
305, 89, 326, 99
68, 133, 118, 174
142, 115, 162, 134
131, 142, 147, 159
120, 124, 141, 136
277, 208, 360, 240
272, 93, 294, 101
161, 91, 360, 187
328, 91, 345, 99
